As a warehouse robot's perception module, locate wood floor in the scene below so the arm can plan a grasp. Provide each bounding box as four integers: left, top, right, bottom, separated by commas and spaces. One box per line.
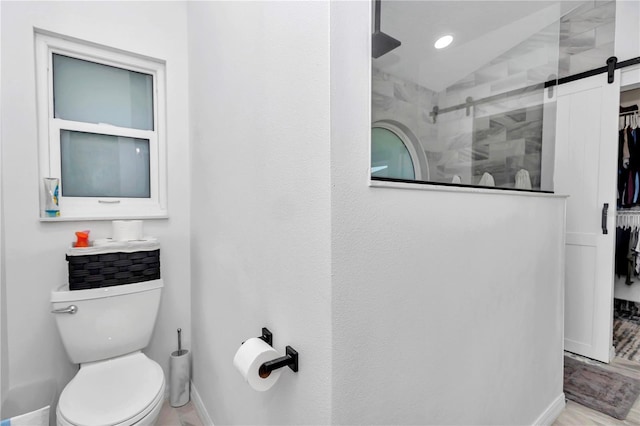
554, 357, 640, 425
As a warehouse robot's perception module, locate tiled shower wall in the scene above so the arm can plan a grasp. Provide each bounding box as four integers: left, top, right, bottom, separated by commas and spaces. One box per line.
558, 0, 616, 78
372, 66, 547, 187
371, 67, 438, 181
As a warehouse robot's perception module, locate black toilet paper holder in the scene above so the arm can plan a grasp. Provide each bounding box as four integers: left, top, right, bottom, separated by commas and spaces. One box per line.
258, 327, 273, 346
256, 327, 298, 375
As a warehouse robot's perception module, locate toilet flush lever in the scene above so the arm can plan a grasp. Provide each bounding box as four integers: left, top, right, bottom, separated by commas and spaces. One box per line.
51, 305, 77, 314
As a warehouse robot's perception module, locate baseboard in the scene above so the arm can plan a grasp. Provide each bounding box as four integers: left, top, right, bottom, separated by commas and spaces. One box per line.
190, 380, 562, 426
191, 381, 214, 426
532, 393, 566, 426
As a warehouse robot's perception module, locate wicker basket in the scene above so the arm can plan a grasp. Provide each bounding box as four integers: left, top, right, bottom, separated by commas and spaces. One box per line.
66, 249, 160, 290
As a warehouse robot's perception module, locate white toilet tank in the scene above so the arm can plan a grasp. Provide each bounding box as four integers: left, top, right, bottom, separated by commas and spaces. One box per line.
51, 279, 163, 364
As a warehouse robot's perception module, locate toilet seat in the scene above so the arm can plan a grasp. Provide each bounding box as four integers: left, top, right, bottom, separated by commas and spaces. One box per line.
57, 352, 165, 426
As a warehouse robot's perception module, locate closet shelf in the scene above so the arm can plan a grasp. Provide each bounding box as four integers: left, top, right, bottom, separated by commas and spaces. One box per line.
617, 209, 640, 229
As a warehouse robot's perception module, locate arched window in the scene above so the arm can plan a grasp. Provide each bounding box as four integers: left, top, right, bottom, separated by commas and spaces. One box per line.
371, 120, 429, 181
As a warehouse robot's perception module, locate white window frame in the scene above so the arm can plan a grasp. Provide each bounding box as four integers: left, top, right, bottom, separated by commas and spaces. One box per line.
35, 31, 168, 220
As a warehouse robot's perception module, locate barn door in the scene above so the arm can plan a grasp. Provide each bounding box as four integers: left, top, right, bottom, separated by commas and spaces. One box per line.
555, 71, 620, 363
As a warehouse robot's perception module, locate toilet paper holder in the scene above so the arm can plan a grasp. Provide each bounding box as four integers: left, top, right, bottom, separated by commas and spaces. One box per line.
254, 327, 299, 375
258, 327, 273, 346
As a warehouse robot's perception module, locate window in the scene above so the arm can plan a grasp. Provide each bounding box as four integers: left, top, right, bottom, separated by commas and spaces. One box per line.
371, 1, 562, 192
371, 120, 429, 181
371, 127, 415, 180
35, 32, 167, 220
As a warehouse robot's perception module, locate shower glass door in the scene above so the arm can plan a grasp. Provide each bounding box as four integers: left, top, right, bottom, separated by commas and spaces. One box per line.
371, 0, 616, 192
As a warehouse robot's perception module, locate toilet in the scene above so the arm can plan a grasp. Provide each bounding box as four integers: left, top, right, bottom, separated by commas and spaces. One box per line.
51, 279, 165, 426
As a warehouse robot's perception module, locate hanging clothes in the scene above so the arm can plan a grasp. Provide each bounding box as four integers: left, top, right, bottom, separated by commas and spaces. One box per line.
620, 128, 630, 207
618, 126, 640, 207
633, 229, 640, 277
618, 105, 640, 207
628, 229, 638, 285
629, 127, 640, 206
616, 226, 631, 278
636, 130, 640, 199
616, 223, 640, 285
617, 104, 640, 283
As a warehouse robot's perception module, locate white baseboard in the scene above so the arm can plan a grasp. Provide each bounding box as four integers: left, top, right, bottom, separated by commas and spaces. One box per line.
189, 381, 562, 426
191, 381, 214, 426
532, 393, 566, 426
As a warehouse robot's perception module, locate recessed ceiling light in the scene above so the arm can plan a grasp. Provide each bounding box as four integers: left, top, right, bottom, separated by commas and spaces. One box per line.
434, 35, 453, 49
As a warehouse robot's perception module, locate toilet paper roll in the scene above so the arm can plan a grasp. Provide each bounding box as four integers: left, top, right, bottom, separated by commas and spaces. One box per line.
170, 350, 191, 407
233, 337, 282, 391
112, 220, 143, 241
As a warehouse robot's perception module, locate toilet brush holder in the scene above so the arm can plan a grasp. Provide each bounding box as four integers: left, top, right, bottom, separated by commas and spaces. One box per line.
170, 328, 190, 407
170, 349, 190, 407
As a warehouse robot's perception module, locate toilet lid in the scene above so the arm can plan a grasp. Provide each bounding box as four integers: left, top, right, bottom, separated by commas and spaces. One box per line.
58, 352, 164, 426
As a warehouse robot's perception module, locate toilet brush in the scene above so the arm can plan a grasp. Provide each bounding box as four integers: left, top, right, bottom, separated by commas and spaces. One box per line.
170, 328, 190, 407
177, 328, 185, 356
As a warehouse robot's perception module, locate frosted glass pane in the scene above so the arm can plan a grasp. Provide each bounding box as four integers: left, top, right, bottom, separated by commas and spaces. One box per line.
60, 130, 150, 198
371, 128, 415, 180
53, 54, 153, 130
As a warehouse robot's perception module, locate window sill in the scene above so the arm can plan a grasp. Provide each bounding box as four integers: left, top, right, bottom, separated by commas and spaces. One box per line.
369, 177, 568, 199
40, 213, 168, 222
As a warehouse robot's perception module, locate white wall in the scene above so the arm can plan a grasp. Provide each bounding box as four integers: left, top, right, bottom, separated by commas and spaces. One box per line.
187, 1, 332, 424
0, 1, 571, 424
0, 0, 190, 407
330, 2, 566, 424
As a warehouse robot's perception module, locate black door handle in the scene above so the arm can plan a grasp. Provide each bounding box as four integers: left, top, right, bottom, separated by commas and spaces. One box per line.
602, 203, 609, 234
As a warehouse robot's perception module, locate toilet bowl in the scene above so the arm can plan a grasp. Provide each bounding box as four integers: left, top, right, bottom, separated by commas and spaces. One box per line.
51, 280, 164, 426
56, 352, 165, 426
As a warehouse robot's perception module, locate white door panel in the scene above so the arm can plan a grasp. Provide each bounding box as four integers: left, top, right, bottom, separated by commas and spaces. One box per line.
565, 244, 596, 348
555, 71, 619, 363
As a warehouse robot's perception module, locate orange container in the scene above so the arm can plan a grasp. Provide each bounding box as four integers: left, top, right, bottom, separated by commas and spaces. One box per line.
74, 230, 90, 248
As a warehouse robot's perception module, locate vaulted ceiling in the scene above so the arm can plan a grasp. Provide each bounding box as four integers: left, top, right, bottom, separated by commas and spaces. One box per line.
373, 1, 587, 92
